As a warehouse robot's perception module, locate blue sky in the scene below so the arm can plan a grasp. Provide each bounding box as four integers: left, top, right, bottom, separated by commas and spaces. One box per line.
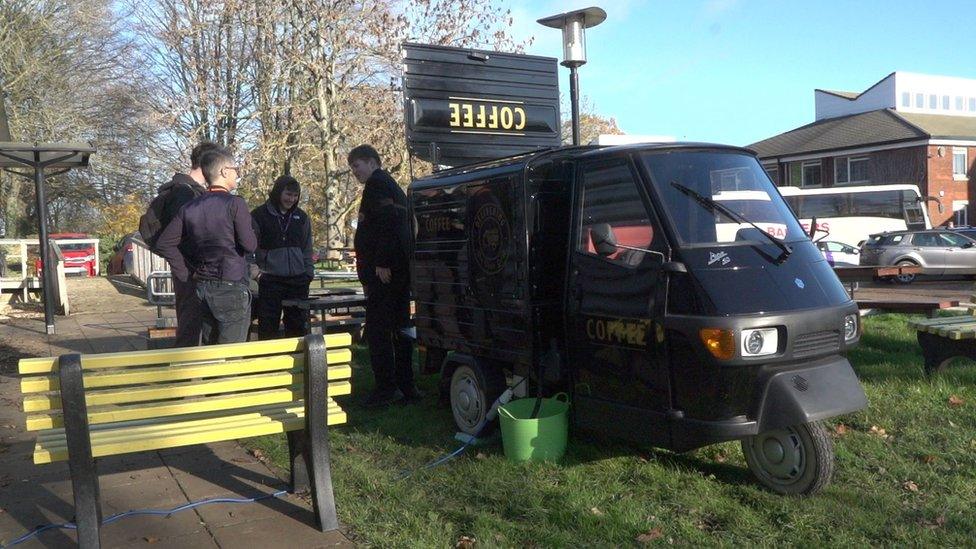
502, 0, 976, 146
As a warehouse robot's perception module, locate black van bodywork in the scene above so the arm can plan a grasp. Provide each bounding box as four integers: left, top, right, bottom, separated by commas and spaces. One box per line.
409, 143, 866, 460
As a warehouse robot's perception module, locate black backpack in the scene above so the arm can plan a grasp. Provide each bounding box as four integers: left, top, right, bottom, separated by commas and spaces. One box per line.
139, 182, 199, 251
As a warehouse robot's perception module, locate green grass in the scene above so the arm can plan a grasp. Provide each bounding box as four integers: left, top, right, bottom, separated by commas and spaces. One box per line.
246, 315, 976, 546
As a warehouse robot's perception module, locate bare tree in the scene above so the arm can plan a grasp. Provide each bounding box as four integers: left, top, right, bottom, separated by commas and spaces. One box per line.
0, 0, 160, 236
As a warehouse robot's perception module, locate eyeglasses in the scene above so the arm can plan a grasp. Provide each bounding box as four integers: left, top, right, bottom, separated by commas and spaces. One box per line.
222, 165, 241, 176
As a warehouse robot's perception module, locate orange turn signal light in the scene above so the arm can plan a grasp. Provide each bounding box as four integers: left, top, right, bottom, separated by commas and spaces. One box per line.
700, 328, 735, 360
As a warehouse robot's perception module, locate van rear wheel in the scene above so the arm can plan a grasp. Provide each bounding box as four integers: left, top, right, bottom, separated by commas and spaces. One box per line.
741, 422, 833, 495
449, 361, 505, 436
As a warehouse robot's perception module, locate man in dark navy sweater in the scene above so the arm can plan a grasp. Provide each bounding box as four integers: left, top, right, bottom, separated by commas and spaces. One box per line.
349, 144, 419, 408
156, 147, 257, 345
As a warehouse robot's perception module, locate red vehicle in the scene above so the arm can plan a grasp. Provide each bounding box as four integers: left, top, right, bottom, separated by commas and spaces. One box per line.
35, 233, 99, 277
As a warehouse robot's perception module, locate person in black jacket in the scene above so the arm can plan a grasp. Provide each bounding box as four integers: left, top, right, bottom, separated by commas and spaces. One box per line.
156, 147, 257, 345
155, 141, 219, 347
349, 144, 419, 408
252, 175, 314, 339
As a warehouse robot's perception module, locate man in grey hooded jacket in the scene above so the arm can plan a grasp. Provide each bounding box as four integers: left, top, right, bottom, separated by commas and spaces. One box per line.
251, 175, 314, 339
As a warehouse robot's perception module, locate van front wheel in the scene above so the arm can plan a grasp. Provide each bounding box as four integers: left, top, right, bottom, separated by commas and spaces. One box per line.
449, 362, 505, 436
741, 422, 833, 496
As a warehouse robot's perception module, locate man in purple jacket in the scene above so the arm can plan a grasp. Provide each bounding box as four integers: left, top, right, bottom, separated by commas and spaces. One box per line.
156, 147, 257, 345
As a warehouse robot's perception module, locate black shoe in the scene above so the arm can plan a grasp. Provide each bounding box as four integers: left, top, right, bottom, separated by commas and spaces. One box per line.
362, 389, 403, 409
400, 385, 425, 402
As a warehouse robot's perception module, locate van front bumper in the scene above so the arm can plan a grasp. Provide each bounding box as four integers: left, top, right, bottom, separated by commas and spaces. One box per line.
669, 355, 867, 451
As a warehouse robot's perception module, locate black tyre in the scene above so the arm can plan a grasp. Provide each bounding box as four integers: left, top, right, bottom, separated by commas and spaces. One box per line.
449, 361, 506, 436
894, 260, 918, 284
741, 422, 834, 496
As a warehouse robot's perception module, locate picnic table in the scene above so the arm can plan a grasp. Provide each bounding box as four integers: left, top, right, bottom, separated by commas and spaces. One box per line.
833, 265, 921, 297
854, 296, 960, 317
282, 293, 367, 335
833, 266, 959, 316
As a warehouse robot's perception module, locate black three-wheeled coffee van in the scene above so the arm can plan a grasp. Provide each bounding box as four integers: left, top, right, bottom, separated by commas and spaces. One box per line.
408, 142, 868, 495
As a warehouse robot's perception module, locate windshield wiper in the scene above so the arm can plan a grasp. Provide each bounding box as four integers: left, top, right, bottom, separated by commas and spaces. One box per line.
670, 181, 793, 264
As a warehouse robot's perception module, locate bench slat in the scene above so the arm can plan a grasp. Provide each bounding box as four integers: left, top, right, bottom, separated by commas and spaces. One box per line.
22, 365, 353, 412
908, 316, 976, 331
20, 350, 351, 394
33, 403, 346, 464
930, 320, 976, 333
940, 328, 976, 340
18, 334, 352, 374
25, 381, 352, 430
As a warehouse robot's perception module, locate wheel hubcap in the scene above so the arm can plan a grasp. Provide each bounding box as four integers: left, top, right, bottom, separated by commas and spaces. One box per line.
451, 373, 483, 430
749, 428, 804, 483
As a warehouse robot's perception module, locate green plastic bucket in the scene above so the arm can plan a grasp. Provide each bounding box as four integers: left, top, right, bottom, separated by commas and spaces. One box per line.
498, 393, 570, 462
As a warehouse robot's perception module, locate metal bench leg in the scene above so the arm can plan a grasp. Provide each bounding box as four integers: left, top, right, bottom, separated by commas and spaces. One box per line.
59, 353, 102, 548
287, 430, 310, 494
303, 334, 339, 531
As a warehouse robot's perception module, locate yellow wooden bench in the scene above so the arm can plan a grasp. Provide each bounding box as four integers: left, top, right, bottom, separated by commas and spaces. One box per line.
18, 334, 351, 548
908, 288, 976, 375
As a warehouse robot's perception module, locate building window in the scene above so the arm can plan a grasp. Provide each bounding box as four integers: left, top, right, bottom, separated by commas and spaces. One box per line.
901, 92, 911, 107
970, 97, 976, 111
835, 156, 870, 185
930, 94, 937, 109
953, 200, 969, 226
763, 164, 778, 185
916, 93, 924, 108
942, 95, 950, 110
802, 161, 822, 187
953, 148, 968, 180
957, 96, 965, 111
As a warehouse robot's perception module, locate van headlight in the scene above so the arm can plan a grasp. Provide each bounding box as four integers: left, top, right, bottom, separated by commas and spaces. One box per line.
844, 314, 858, 341
741, 328, 778, 357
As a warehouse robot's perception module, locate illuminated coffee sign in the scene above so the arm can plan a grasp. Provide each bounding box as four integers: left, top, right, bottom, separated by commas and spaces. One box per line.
410, 97, 558, 136
449, 100, 526, 132
403, 43, 561, 167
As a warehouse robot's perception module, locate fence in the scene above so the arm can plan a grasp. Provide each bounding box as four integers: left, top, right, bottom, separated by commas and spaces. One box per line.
0, 238, 69, 313
126, 238, 174, 307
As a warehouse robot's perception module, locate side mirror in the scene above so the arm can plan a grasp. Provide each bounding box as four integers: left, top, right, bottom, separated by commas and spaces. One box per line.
590, 223, 618, 257
662, 261, 687, 273
964, 242, 974, 249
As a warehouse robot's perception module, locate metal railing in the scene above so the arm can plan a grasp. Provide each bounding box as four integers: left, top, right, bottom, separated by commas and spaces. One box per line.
129, 239, 170, 287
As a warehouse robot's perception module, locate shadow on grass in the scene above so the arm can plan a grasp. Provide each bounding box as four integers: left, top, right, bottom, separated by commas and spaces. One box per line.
337, 344, 759, 493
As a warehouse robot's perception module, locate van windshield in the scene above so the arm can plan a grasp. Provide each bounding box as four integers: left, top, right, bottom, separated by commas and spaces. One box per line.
641, 150, 806, 246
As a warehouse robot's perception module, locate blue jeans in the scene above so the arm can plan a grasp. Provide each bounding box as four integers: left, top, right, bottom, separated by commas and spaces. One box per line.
195, 279, 251, 344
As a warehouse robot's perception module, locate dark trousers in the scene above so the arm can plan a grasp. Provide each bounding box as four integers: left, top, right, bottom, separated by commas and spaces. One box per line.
364, 281, 414, 394
195, 279, 251, 345
256, 278, 309, 340
174, 276, 202, 347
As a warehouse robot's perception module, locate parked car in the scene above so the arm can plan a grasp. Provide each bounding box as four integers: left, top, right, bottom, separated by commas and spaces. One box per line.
34, 233, 98, 277
949, 226, 976, 241
858, 229, 976, 283
815, 240, 860, 266
107, 231, 143, 276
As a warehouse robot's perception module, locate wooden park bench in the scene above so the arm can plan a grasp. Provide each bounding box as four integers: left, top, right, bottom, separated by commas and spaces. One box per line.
908, 288, 976, 375
17, 334, 352, 548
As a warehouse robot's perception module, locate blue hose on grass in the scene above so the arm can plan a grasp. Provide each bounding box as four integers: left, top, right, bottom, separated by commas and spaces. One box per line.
1, 490, 287, 548
396, 376, 526, 480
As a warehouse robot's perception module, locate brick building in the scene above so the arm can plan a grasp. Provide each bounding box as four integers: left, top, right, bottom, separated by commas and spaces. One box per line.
749, 72, 976, 226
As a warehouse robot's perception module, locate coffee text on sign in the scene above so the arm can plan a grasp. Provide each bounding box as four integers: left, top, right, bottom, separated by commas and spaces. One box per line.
449, 102, 526, 131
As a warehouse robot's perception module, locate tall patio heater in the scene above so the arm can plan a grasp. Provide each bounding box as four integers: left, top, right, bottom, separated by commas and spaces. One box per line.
537, 6, 607, 146
0, 94, 95, 334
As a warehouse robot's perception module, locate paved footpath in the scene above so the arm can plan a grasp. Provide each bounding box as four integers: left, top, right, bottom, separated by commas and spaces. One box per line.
0, 281, 354, 548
